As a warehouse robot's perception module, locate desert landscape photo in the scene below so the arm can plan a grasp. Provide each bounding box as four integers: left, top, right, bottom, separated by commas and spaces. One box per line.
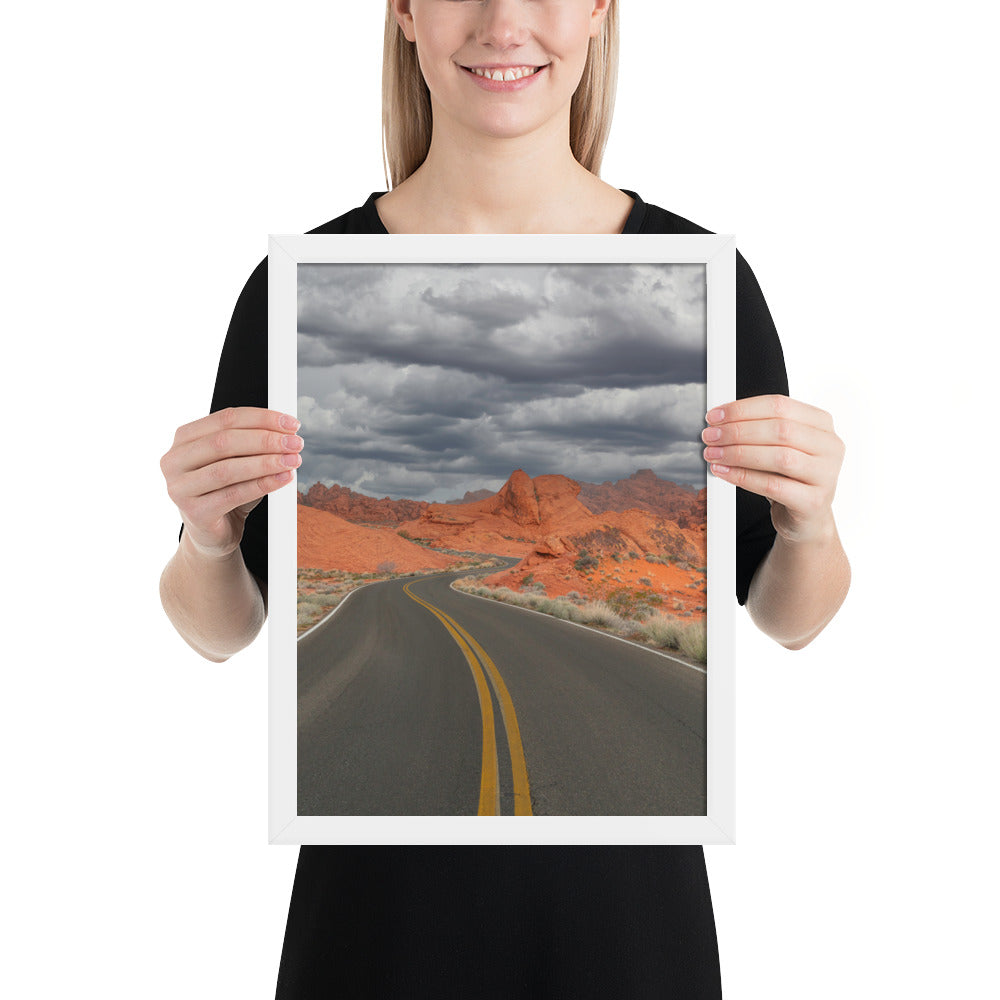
295, 260, 709, 818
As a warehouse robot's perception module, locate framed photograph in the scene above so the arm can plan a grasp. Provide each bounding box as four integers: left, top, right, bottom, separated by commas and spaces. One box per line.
268, 234, 736, 845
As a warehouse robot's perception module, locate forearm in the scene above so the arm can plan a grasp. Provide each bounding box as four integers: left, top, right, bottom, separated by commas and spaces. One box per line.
745, 516, 851, 650
159, 530, 266, 662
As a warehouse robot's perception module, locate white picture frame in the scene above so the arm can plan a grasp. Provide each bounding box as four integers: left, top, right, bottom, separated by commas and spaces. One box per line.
268, 234, 736, 845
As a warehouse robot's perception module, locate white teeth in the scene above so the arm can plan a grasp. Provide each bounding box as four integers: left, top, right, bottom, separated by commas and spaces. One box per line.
470, 66, 540, 82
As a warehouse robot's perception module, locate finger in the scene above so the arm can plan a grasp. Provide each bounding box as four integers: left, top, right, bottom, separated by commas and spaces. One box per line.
701, 418, 835, 458
703, 444, 825, 486
185, 469, 296, 527
168, 428, 303, 479
709, 462, 813, 510
172, 406, 300, 448
706, 395, 834, 433
171, 450, 303, 504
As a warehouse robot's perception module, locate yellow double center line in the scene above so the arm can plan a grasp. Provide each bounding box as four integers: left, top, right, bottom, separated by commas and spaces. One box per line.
402, 580, 532, 816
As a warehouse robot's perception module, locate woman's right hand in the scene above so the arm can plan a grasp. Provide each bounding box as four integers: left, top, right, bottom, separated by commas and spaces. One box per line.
160, 406, 302, 560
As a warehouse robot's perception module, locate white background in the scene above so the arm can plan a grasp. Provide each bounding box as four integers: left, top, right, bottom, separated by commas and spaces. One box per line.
4, 1, 996, 997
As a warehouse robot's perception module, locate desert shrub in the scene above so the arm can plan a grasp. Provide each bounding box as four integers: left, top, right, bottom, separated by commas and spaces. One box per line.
376, 560, 397, 573
297, 607, 318, 628
576, 601, 629, 631
679, 623, 707, 662
621, 620, 649, 642
638, 577, 653, 587
574, 548, 599, 571
544, 599, 580, 622
532, 597, 562, 615
606, 587, 664, 620
452, 580, 704, 662
569, 525, 626, 552
296, 591, 343, 628
642, 613, 683, 650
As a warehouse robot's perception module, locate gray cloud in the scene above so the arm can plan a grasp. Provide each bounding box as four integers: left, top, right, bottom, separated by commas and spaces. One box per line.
296, 261, 706, 500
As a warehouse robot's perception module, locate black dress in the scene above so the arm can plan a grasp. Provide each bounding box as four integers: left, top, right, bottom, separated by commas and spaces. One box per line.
200, 190, 788, 999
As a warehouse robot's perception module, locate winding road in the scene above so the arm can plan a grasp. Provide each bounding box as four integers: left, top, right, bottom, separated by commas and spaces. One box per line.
297, 562, 706, 816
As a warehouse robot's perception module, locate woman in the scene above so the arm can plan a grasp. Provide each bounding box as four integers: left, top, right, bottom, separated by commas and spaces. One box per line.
160, 2, 850, 995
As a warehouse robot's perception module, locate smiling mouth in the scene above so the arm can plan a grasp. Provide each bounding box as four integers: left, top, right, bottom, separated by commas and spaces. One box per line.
461, 65, 547, 82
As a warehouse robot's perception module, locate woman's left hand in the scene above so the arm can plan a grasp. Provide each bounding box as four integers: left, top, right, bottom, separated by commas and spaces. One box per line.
702, 394, 845, 546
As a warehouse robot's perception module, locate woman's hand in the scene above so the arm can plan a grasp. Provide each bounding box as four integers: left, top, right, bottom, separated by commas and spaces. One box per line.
702, 394, 850, 648
160, 406, 303, 560
702, 394, 845, 544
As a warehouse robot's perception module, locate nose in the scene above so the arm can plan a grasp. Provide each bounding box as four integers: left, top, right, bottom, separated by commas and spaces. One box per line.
475, 0, 531, 51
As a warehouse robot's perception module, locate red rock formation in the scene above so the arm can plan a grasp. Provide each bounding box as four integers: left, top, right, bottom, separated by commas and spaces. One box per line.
299, 482, 428, 526
298, 506, 465, 574
579, 468, 705, 530
444, 488, 495, 505
390, 469, 707, 612
491, 468, 541, 525
297, 470, 707, 614
300, 469, 705, 531
395, 469, 598, 556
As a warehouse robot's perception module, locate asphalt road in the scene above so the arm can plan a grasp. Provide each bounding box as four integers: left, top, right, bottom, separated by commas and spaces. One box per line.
297, 562, 706, 816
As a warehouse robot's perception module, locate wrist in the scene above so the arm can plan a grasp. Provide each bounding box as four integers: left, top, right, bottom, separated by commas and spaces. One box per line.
179, 524, 245, 567
774, 509, 840, 549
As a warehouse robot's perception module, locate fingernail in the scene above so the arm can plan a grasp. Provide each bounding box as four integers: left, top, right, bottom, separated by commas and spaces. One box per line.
703, 426, 722, 442
704, 447, 723, 461
281, 453, 302, 467
706, 408, 725, 423
280, 414, 300, 431
282, 435, 304, 450
712, 463, 731, 475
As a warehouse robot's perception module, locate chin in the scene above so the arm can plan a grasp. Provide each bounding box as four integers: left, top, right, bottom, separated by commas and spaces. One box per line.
464, 106, 557, 141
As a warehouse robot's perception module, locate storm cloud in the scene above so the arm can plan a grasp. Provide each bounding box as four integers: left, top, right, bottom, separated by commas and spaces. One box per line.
297, 261, 706, 501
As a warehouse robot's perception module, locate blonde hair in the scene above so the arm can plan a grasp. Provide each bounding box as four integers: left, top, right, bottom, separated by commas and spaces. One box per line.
381, 1, 619, 190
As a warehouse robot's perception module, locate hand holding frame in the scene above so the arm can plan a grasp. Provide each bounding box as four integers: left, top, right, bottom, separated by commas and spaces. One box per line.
702, 394, 845, 546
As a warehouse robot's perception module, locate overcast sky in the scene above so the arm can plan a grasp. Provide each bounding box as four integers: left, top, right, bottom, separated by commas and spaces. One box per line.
297, 261, 706, 502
